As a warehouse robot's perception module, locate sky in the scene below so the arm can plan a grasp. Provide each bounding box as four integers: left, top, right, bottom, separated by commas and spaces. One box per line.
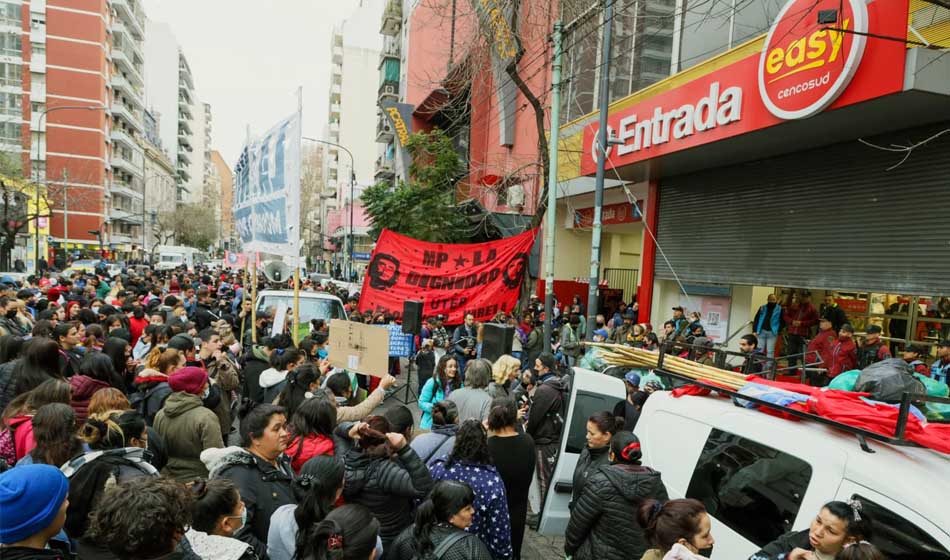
142, 0, 362, 168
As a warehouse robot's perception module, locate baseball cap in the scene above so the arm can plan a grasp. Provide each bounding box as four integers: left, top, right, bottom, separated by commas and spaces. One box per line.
840, 323, 855, 333
937, 340, 950, 348
672, 306, 684, 311
593, 328, 609, 339
904, 344, 926, 354
866, 325, 883, 334
624, 371, 641, 387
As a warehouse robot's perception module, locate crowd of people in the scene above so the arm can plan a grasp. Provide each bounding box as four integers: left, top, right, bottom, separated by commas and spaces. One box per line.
0, 265, 895, 560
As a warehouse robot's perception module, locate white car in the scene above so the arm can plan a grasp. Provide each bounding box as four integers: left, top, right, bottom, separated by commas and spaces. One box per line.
540, 367, 950, 559
255, 290, 347, 336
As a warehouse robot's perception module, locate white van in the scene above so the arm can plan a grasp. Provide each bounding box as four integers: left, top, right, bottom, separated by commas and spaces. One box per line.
155, 245, 203, 271
540, 367, 950, 560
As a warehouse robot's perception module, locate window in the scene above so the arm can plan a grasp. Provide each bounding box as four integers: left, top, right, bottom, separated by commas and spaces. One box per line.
0, 91, 21, 116
686, 429, 812, 547
0, 33, 21, 56
0, 120, 19, 143
564, 390, 622, 454
0, 62, 20, 87
0, 2, 20, 26
853, 494, 950, 560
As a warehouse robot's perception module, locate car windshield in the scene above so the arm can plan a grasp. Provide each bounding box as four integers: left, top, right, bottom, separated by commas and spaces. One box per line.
257, 295, 345, 323
161, 255, 183, 262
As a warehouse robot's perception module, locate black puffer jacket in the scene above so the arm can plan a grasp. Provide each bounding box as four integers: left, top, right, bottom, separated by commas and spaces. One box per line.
0, 359, 20, 413
211, 448, 294, 559
564, 464, 669, 560
388, 524, 494, 560
342, 444, 434, 548
748, 529, 811, 560
572, 444, 610, 506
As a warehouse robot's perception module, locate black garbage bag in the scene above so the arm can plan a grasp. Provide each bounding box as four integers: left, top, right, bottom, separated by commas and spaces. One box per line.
854, 358, 926, 403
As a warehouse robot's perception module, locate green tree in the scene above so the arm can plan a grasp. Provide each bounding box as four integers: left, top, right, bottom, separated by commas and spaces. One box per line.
361, 129, 470, 243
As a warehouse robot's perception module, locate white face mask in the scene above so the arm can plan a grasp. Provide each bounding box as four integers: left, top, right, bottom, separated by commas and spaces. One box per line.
91, 306, 100, 315
201, 386, 211, 400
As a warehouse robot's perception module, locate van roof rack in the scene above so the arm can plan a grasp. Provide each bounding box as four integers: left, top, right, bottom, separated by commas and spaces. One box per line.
652, 367, 950, 453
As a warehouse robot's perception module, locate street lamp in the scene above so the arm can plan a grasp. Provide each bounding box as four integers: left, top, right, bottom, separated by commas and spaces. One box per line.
303, 136, 356, 282
32, 104, 108, 273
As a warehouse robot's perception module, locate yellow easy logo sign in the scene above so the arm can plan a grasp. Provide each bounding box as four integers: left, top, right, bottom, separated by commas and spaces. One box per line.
763, 19, 849, 84
758, 0, 868, 120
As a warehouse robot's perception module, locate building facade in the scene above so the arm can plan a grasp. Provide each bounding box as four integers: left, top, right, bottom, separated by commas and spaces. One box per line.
210, 149, 233, 249
321, 2, 382, 279
555, 0, 950, 359
1, 0, 153, 268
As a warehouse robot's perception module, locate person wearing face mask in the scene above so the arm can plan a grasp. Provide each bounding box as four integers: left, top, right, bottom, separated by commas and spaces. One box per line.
638, 498, 715, 560
0, 296, 28, 336
190, 328, 241, 443
749, 500, 873, 560
154, 366, 225, 481
186, 478, 257, 560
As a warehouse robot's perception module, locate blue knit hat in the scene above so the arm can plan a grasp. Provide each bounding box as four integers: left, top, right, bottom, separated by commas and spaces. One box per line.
0, 464, 69, 544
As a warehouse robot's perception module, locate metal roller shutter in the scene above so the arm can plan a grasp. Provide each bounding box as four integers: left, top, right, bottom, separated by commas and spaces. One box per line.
655, 122, 950, 294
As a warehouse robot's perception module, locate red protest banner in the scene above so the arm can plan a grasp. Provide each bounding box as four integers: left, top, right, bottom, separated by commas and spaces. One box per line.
358, 228, 539, 324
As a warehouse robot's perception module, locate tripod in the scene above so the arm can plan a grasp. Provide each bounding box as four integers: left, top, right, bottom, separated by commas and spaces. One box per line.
386, 354, 418, 405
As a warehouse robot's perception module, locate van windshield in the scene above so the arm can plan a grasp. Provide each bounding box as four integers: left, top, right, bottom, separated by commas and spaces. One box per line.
161, 255, 184, 262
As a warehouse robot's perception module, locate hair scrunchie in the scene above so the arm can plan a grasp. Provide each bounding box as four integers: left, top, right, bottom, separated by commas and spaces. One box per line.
621, 441, 641, 460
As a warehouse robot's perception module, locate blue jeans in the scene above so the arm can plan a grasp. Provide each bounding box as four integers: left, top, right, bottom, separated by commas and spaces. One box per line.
758, 330, 778, 359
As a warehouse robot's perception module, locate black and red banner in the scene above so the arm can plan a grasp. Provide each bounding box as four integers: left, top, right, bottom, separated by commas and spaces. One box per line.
358, 228, 539, 324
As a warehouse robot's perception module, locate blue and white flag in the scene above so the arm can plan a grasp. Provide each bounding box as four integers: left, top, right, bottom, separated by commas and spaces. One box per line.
233, 111, 302, 256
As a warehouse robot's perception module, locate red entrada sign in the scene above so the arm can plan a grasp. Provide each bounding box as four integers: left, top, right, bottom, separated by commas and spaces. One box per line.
580, 0, 908, 176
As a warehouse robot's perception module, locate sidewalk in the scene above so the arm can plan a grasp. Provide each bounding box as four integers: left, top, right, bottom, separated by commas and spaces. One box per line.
522, 528, 565, 559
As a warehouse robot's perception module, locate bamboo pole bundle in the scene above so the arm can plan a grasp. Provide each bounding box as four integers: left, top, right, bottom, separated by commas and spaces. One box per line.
588, 342, 747, 390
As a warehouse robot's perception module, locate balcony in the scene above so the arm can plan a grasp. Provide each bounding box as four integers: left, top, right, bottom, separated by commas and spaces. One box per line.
332, 45, 343, 64
374, 157, 395, 180
380, 0, 401, 36
330, 102, 341, 115
376, 115, 393, 143
110, 127, 137, 150
379, 36, 400, 67
111, 74, 144, 108
178, 97, 193, 118
178, 117, 192, 136
177, 161, 191, 182
177, 146, 192, 165
111, 102, 143, 132
112, 150, 143, 178
329, 121, 340, 134
112, 48, 144, 88
113, 0, 146, 39
110, 180, 142, 200
378, 80, 398, 102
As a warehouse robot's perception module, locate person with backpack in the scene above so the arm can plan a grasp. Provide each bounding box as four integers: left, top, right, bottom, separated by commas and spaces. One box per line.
524, 352, 567, 525
389, 480, 494, 560
129, 348, 180, 426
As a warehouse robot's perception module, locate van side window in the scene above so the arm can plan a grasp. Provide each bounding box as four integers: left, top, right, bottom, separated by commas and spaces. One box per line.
564, 390, 623, 454
685, 428, 812, 547
852, 494, 950, 560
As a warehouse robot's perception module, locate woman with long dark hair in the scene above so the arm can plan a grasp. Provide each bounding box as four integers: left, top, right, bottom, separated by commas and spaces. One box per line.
389, 480, 493, 560
294, 504, 380, 560
18, 402, 85, 467
2, 337, 64, 411
259, 347, 305, 405
564, 431, 669, 560
284, 390, 338, 474
276, 363, 321, 420
101, 336, 134, 388
342, 415, 433, 551
486, 397, 535, 560
267, 455, 345, 560
1, 378, 71, 466
419, 354, 462, 429
429, 419, 512, 559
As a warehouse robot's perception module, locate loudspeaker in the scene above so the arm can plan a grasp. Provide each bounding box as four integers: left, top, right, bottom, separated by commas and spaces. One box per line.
481, 323, 514, 363
402, 300, 423, 335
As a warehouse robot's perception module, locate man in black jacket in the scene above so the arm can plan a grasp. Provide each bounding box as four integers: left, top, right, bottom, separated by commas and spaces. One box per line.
524, 352, 566, 524
192, 287, 218, 332
451, 313, 477, 380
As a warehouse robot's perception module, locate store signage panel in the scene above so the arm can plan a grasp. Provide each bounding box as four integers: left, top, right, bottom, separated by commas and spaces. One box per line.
573, 201, 642, 228
580, 0, 908, 175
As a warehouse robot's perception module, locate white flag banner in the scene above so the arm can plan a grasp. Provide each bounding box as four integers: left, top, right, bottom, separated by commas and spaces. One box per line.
233, 111, 302, 256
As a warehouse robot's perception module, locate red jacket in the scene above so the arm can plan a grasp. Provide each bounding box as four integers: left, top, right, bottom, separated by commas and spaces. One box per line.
7, 415, 35, 461
807, 328, 837, 370
783, 303, 819, 337
128, 316, 148, 348
828, 339, 857, 378
284, 433, 335, 474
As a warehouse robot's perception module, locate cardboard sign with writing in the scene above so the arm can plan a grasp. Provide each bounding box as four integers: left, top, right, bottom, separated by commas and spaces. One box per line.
327, 319, 390, 378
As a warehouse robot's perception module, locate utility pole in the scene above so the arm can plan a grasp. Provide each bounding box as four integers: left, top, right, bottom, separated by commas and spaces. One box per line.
543, 21, 563, 353
62, 169, 68, 249
586, 0, 615, 341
